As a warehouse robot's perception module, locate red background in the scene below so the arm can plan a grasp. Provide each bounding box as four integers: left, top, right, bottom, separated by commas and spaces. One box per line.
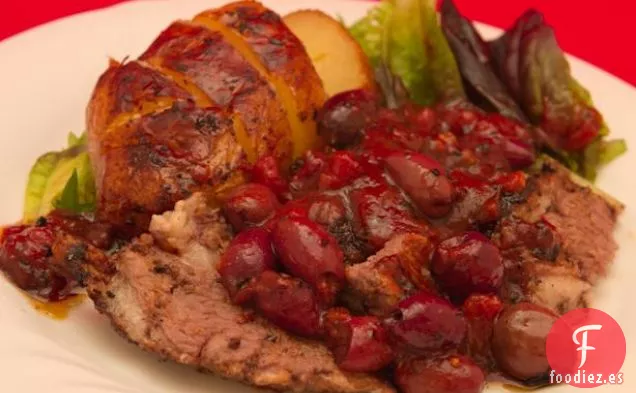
1, 0, 635, 87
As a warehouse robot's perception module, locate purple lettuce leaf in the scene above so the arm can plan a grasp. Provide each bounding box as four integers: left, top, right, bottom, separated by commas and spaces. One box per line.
440, 0, 527, 122
491, 11, 626, 180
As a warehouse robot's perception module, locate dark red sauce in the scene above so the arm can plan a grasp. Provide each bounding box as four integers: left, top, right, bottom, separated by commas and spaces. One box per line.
216, 90, 559, 390
0, 211, 114, 303
0, 89, 559, 390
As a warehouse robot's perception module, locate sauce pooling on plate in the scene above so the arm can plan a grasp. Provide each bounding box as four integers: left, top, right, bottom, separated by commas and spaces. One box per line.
27, 293, 87, 319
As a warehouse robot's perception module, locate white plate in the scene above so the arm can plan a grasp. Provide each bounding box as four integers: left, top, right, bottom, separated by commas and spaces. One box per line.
0, 0, 634, 391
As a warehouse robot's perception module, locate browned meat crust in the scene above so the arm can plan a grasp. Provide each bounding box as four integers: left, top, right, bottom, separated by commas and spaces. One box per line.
344, 234, 436, 316
140, 21, 293, 162
86, 194, 394, 393
195, 1, 327, 157
96, 102, 247, 234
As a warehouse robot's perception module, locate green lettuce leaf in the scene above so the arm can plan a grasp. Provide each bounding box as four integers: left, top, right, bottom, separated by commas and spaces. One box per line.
599, 139, 627, 165
349, 0, 464, 106
23, 132, 96, 221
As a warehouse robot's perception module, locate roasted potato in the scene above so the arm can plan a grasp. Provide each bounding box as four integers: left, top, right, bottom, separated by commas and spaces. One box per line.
283, 10, 376, 97
86, 2, 327, 232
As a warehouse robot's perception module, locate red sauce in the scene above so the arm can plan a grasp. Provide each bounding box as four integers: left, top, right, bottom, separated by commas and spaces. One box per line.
218, 91, 557, 389
0, 90, 557, 388
0, 211, 114, 305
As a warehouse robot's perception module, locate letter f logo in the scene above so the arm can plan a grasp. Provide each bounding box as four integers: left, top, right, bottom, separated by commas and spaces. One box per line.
572, 324, 603, 368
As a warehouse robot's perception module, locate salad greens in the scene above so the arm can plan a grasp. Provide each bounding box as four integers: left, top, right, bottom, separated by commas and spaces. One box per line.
350, 0, 464, 106
486, 8, 625, 181
349, 0, 627, 181
23, 132, 96, 222
440, 0, 527, 122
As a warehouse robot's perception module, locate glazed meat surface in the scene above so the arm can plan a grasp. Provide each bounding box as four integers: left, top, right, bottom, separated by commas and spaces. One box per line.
195, 1, 327, 157
92, 100, 247, 234
140, 21, 293, 161
86, 2, 325, 233
86, 194, 393, 393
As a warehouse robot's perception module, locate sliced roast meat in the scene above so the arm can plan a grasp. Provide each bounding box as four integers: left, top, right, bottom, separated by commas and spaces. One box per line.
493, 158, 623, 313
86, 194, 394, 393
345, 158, 621, 318
510, 158, 622, 281
344, 234, 436, 316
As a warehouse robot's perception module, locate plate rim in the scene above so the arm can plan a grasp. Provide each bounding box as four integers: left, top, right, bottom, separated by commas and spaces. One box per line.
0, 1, 633, 393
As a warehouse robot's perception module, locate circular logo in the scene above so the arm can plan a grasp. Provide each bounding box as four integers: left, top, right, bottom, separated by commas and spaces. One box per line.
546, 308, 626, 388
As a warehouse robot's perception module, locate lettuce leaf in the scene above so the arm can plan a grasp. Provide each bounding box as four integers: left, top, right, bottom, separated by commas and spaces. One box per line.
23, 132, 96, 221
440, 0, 527, 122
351, 0, 625, 182
600, 139, 627, 165
513, 23, 624, 180
349, 0, 464, 106
442, 0, 626, 181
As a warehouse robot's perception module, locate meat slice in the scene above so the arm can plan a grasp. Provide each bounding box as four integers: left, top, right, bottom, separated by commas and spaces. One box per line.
345, 158, 622, 317
344, 234, 436, 316
492, 158, 623, 314
86, 194, 394, 393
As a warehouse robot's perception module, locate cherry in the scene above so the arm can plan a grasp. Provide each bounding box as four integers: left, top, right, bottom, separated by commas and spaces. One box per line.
251, 271, 321, 337
217, 228, 276, 304
350, 185, 428, 250
261, 199, 311, 232
384, 290, 466, 353
0, 221, 77, 301
431, 232, 504, 301
0, 224, 54, 291
323, 308, 394, 372
395, 355, 485, 393
384, 151, 454, 218
250, 155, 289, 200
288, 150, 328, 196
317, 89, 378, 148
492, 302, 558, 380
222, 183, 280, 230
271, 215, 345, 306
318, 151, 364, 190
